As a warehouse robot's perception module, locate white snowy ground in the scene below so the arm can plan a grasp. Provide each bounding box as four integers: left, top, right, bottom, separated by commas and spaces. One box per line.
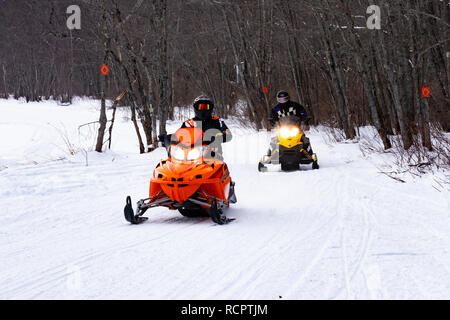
0, 98, 449, 300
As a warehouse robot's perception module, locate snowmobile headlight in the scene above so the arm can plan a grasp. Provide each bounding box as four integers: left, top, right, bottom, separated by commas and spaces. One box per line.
187, 146, 208, 161
171, 146, 186, 161
280, 126, 300, 138
290, 127, 300, 137
280, 127, 291, 138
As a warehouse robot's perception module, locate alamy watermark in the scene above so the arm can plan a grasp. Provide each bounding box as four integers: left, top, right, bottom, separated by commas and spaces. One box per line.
366, 5, 381, 30
66, 5, 81, 30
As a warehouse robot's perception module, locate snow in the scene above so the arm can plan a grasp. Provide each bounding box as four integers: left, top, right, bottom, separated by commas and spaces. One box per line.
0, 98, 449, 299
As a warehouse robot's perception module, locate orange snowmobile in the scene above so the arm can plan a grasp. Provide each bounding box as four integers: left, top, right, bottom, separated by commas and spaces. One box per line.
124, 127, 237, 225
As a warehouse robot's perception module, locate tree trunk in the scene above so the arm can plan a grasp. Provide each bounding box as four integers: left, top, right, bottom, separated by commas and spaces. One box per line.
318, 13, 355, 139
95, 4, 109, 153
2, 64, 7, 99
143, 64, 157, 149
95, 73, 107, 152
222, 5, 261, 130
156, 0, 169, 136
376, 30, 413, 149
108, 102, 117, 150
129, 95, 145, 154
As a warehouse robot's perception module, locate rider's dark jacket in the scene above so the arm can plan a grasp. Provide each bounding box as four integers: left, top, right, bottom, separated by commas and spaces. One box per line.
270, 101, 307, 125
180, 116, 232, 143
179, 116, 232, 159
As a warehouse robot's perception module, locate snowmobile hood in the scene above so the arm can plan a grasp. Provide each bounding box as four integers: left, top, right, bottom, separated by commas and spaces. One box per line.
155, 159, 219, 181
277, 119, 304, 149
151, 159, 226, 204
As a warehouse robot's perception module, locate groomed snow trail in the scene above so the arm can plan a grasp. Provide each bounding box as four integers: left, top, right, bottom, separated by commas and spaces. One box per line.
0, 99, 449, 299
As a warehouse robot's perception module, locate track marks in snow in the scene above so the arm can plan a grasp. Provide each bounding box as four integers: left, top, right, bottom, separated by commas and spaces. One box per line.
1, 100, 449, 299
282, 171, 346, 298
332, 177, 374, 299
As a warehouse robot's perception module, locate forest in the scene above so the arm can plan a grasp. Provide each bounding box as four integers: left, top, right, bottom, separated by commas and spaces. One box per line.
0, 0, 449, 164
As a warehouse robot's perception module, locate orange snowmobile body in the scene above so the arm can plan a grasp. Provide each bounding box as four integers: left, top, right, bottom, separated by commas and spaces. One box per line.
124, 127, 236, 225
149, 159, 232, 209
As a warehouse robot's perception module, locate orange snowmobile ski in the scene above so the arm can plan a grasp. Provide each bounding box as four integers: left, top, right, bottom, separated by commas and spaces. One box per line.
124, 127, 236, 225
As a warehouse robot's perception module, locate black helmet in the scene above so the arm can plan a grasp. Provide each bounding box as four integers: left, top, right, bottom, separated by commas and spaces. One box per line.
193, 95, 214, 120
277, 91, 290, 104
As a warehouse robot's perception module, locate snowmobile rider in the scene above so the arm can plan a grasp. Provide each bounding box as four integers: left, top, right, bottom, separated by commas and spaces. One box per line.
159, 95, 232, 160
268, 90, 313, 155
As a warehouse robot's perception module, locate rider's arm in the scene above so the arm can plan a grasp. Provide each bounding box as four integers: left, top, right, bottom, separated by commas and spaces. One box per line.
158, 134, 172, 151
294, 102, 307, 118
269, 107, 279, 129
271, 107, 280, 122
180, 120, 189, 128
218, 119, 232, 143
160, 119, 190, 148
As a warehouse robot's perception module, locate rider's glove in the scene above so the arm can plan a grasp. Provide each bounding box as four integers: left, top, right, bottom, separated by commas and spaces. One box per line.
158, 134, 167, 142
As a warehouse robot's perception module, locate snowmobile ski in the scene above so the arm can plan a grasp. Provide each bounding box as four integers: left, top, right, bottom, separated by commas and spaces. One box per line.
209, 201, 234, 225
258, 161, 268, 172
124, 196, 148, 224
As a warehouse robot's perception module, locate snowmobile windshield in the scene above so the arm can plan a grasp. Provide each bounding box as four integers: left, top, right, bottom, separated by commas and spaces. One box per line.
278, 115, 301, 127
171, 128, 209, 162
173, 127, 205, 148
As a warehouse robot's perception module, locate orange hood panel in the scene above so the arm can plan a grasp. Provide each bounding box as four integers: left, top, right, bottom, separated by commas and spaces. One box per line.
149, 159, 227, 204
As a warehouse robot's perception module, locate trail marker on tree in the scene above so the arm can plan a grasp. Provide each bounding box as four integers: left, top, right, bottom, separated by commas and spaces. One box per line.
101, 65, 109, 76
421, 85, 430, 98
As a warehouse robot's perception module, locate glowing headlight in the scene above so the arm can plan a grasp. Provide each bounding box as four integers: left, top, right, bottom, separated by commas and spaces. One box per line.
187, 146, 207, 161
171, 146, 185, 161
290, 127, 300, 136
280, 126, 300, 138
280, 127, 291, 138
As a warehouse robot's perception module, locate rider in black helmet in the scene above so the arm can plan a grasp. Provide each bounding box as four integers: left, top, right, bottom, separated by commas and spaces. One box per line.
270, 91, 308, 126
181, 95, 232, 143
268, 90, 313, 156
168, 95, 236, 201
159, 95, 232, 159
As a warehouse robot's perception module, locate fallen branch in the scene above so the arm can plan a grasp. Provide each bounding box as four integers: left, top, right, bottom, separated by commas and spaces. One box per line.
79, 120, 103, 130
408, 162, 432, 168
378, 171, 406, 183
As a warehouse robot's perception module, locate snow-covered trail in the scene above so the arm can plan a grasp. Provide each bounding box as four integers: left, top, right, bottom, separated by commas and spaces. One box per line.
0, 99, 449, 299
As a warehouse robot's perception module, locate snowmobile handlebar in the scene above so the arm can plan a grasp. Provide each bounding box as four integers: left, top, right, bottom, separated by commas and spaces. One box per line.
159, 132, 223, 148
158, 133, 172, 148
208, 132, 223, 144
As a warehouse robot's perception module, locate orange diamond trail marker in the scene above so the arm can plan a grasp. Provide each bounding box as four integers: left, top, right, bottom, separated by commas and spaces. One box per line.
101, 64, 109, 76
421, 84, 430, 98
